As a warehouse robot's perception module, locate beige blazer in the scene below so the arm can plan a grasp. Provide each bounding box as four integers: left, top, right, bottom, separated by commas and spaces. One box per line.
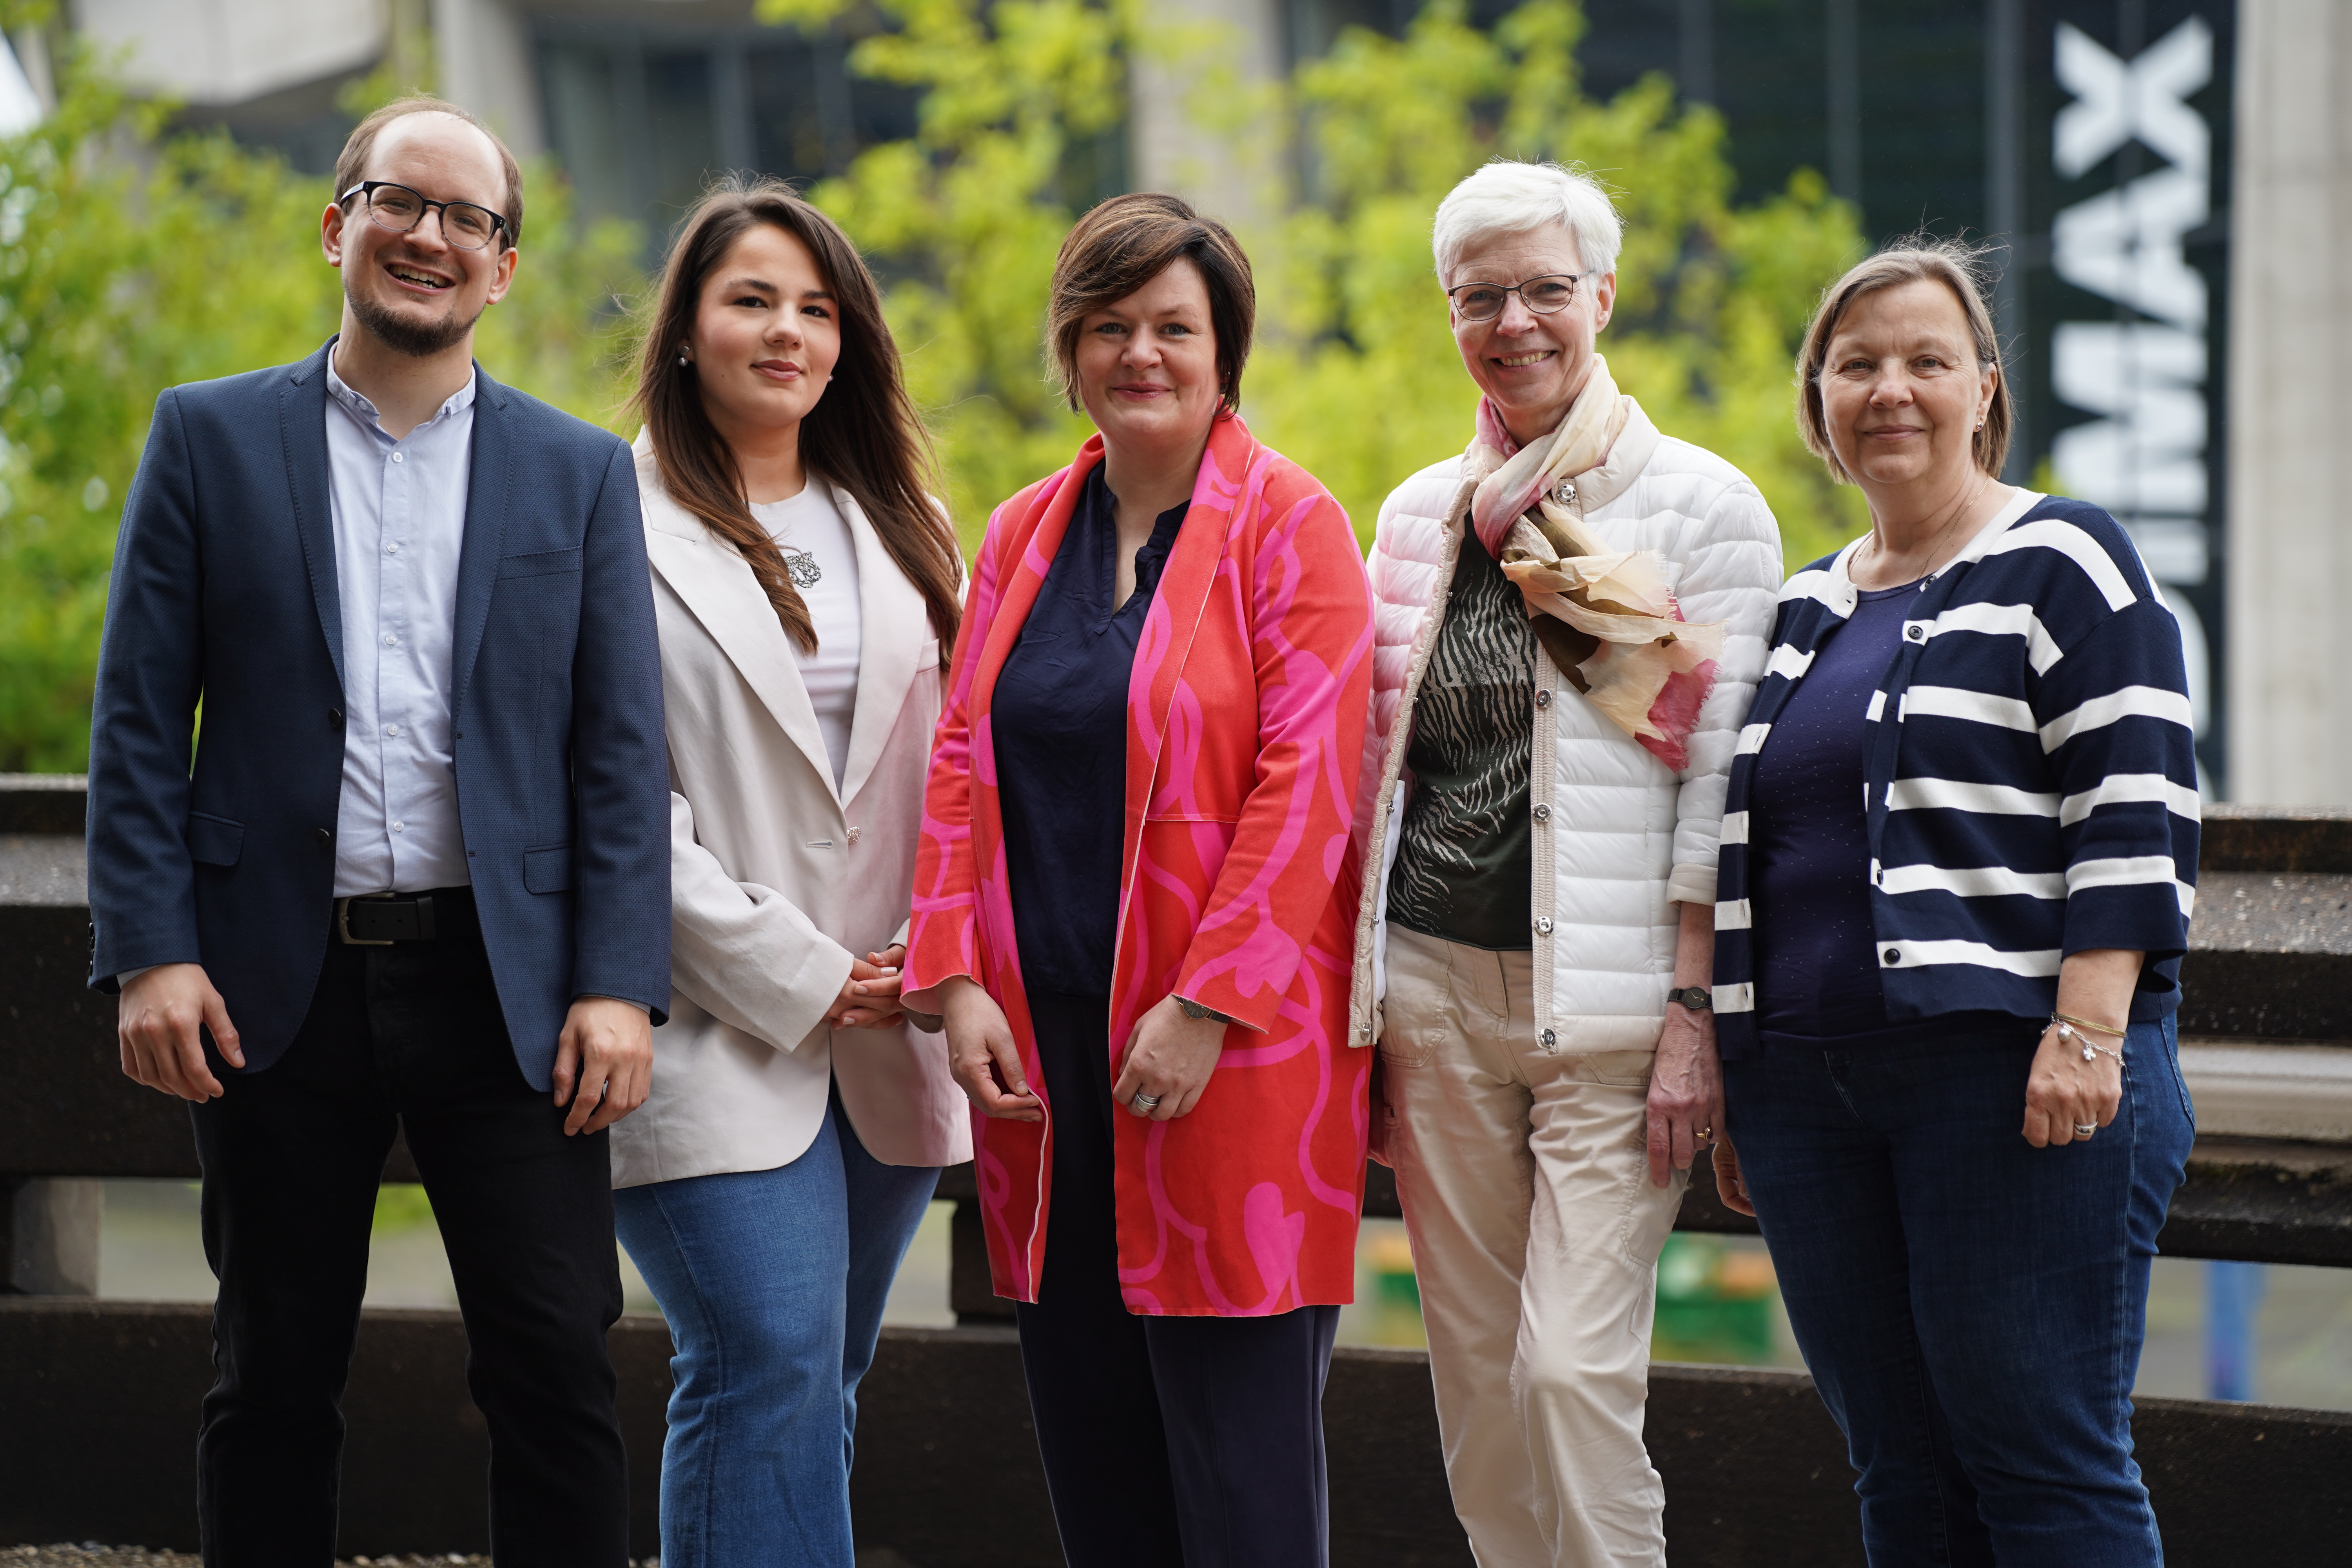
609, 436, 971, 1187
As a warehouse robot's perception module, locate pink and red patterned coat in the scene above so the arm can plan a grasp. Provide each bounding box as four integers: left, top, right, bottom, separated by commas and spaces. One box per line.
905, 415, 1375, 1317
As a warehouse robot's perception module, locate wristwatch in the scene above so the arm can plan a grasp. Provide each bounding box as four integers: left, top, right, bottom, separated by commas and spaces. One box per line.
1666, 986, 1713, 1013
1177, 996, 1237, 1025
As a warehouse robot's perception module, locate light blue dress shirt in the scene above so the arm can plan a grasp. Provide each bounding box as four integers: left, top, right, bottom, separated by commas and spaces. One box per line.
324, 354, 475, 897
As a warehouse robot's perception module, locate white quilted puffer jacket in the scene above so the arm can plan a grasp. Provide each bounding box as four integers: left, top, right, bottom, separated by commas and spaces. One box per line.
1346, 401, 1782, 1053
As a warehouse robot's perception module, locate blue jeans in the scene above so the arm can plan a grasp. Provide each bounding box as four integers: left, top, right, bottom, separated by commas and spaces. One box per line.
1723, 1018, 2194, 1567
613, 1090, 941, 1568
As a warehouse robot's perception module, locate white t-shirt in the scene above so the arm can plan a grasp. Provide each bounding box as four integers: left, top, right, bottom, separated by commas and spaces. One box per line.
751, 483, 862, 789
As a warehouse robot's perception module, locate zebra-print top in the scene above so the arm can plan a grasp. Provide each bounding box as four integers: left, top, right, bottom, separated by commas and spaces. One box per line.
1388, 532, 1539, 951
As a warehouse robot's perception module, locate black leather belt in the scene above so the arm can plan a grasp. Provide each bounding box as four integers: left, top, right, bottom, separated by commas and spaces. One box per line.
336, 887, 472, 945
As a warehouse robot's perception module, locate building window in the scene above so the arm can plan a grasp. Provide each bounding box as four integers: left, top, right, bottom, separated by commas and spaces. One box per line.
533, 18, 918, 250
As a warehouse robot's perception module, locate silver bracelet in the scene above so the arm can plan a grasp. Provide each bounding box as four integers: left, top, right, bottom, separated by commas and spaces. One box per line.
2050, 1018, 2123, 1065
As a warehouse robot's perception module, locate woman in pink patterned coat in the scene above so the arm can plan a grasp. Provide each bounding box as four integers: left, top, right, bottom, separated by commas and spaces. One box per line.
902, 194, 1375, 1566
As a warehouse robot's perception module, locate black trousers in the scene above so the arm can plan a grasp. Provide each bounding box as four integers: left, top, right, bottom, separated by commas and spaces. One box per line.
1013, 990, 1340, 1568
189, 889, 628, 1567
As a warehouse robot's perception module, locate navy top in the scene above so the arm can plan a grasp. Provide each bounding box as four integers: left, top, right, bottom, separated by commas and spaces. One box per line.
1715, 496, 2198, 1058
1749, 577, 2001, 1047
994, 465, 1188, 998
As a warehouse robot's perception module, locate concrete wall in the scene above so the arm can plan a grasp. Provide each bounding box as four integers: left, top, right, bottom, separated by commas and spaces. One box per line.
72, 0, 386, 105
431, 0, 543, 161
2226, 0, 2352, 804
1130, 0, 1286, 229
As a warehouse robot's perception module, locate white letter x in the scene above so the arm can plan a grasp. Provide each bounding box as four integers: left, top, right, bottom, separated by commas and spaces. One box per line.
2054, 16, 2213, 180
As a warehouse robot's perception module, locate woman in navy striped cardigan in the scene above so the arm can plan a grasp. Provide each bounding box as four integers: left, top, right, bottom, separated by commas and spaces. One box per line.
1710, 241, 2196, 1567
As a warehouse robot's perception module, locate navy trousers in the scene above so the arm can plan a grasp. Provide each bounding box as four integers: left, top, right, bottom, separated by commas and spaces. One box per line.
190, 890, 628, 1567
1014, 989, 1340, 1568
1724, 1018, 2194, 1567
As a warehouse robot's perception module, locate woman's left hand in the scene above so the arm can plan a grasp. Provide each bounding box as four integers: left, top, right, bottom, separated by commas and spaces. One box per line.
2023, 947, 2139, 1148
834, 944, 909, 1029
1112, 995, 1227, 1121
2022, 1022, 2123, 1148
1647, 1001, 1724, 1188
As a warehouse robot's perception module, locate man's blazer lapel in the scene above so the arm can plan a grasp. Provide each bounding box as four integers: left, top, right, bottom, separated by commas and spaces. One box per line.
837, 485, 927, 806
451, 364, 512, 716
278, 344, 343, 691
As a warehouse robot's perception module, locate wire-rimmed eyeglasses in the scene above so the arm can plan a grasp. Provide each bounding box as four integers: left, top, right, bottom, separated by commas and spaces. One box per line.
339, 180, 509, 252
1446, 273, 1589, 324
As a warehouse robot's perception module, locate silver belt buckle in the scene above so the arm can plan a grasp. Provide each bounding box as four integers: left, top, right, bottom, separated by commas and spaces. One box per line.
336, 893, 397, 946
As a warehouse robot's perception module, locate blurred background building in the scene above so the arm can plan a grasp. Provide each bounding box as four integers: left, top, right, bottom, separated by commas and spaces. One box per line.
19, 0, 2341, 805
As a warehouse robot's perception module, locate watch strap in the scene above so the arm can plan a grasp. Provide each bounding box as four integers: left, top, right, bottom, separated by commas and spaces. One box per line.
1177, 996, 1236, 1025
1666, 985, 1713, 1013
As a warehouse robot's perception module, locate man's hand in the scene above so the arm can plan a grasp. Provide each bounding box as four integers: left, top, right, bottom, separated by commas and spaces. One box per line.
119, 963, 241, 1101
553, 997, 653, 1136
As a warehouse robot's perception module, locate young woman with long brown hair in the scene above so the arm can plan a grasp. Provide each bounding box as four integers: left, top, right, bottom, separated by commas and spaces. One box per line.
605, 175, 967, 1568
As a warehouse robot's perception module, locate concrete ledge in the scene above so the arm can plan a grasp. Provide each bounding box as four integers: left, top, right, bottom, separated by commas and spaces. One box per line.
2161, 1137, 2352, 1268
5, 1301, 2348, 1565
0, 775, 87, 837
2179, 1041, 2352, 1141
2201, 805, 2352, 873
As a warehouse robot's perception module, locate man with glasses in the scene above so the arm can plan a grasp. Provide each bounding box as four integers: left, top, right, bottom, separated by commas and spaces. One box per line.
85, 94, 668, 1566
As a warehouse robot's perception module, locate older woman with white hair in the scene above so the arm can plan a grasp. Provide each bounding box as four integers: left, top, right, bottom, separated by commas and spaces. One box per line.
1347, 161, 1780, 1565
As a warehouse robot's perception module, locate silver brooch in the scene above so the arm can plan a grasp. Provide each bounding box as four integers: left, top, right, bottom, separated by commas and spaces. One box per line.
782, 547, 822, 588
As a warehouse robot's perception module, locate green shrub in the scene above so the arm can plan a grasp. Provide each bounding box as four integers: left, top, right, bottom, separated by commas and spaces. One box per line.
765, 0, 1869, 565
0, 27, 637, 770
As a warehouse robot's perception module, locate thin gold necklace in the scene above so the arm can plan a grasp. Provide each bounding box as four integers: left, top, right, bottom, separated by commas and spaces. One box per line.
1864, 474, 1991, 583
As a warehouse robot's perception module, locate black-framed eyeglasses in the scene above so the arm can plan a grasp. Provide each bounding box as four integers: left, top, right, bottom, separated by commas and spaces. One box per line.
1446, 272, 1589, 323
339, 180, 509, 251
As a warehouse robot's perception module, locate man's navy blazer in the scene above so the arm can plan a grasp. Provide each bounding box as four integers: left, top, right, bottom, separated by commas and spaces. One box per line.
85, 341, 671, 1091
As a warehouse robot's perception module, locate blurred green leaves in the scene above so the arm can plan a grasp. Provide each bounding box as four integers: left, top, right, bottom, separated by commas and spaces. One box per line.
5, 0, 1869, 769
0, 39, 636, 770
771, 0, 1867, 565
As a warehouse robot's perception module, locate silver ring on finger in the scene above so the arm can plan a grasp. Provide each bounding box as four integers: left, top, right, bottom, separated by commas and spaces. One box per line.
2072, 1121, 2098, 1138
1131, 1091, 1163, 1113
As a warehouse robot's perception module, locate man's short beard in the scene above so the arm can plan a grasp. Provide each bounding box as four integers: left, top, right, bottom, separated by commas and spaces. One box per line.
348, 276, 481, 358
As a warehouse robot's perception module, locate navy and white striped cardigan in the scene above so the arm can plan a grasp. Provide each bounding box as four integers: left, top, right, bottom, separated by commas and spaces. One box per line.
1712, 493, 2200, 1058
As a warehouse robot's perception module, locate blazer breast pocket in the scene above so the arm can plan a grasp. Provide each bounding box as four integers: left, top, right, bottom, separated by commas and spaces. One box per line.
185, 811, 245, 867
523, 844, 575, 893
497, 547, 584, 580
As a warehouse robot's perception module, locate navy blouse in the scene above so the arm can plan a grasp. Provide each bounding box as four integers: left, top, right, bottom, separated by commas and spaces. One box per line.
1749, 578, 2002, 1047
993, 465, 1188, 998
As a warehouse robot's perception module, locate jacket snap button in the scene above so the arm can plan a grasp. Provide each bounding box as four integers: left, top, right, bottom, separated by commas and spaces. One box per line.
315, 828, 332, 845
1884, 947, 1900, 964
1906, 625, 1925, 641
1534, 916, 1554, 935
1532, 803, 1551, 822
1540, 1027, 1558, 1049
1534, 690, 1551, 709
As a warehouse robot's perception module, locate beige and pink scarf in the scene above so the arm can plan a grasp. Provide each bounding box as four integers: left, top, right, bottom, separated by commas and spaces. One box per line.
1464, 355, 1723, 770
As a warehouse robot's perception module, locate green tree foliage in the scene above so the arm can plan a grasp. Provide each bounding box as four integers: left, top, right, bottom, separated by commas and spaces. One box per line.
762, 0, 1867, 565
1250, 2, 1868, 563
0, 25, 637, 770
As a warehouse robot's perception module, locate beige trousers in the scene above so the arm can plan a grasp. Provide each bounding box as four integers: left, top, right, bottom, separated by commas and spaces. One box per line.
1379, 925, 1687, 1568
